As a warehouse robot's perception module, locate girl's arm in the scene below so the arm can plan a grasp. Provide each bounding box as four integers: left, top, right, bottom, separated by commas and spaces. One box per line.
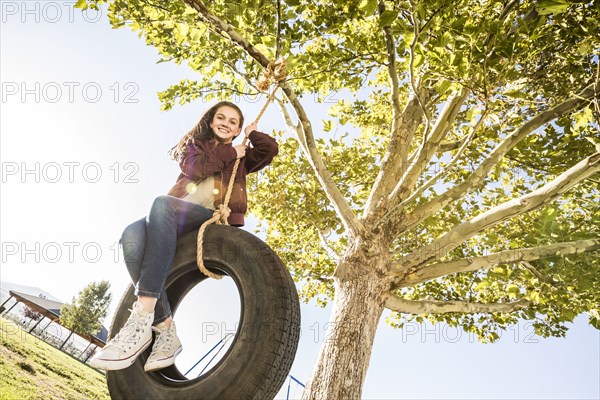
245, 130, 279, 173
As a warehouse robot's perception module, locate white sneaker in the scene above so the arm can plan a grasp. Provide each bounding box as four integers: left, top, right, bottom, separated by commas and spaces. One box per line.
144, 320, 183, 372
89, 301, 154, 370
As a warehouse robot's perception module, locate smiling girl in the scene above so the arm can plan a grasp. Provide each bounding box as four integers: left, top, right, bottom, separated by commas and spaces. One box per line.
90, 101, 278, 372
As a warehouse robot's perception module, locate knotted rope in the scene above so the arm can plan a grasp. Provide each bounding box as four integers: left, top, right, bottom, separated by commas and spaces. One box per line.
256, 58, 287, 92
196, 58, 286, 279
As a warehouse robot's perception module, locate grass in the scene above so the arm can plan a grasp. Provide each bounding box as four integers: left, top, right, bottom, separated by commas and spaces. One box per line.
0, 317, 110, 400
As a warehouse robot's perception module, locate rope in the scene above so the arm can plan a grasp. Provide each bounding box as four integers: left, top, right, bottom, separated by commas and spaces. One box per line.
256, 57, 287, 92
196, 58, 286, 279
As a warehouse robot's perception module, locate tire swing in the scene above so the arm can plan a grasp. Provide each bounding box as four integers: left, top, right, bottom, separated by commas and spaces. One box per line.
106, 60, 300, 400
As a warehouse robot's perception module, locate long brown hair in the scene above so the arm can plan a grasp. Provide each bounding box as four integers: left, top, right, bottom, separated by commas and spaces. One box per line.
169, 101, 244, 161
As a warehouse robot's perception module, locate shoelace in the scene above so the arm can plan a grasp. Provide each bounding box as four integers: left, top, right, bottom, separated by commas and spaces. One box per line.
109, 308, 148, 349
150, 326, 173, 354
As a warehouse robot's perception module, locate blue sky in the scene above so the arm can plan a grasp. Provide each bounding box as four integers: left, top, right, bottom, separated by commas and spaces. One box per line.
1, 2, 598, 399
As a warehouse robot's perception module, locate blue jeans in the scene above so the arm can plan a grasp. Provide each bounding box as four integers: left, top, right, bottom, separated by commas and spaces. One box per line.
119, 195, 214, 324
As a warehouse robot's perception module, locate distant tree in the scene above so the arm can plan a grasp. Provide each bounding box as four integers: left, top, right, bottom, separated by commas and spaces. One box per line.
59, 281, 112, 350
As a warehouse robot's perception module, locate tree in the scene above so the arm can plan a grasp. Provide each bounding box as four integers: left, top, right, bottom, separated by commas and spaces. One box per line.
77, 0, 599, 398
59, 281, 112, 351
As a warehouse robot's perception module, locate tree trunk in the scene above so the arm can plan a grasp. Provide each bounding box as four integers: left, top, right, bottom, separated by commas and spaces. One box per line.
301, 268, 387, 399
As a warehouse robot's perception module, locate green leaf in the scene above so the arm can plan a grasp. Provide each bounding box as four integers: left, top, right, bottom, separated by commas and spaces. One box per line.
488, 113, 501, 125
413, 52, 424, 68
466, 106, 481, 123
440, 31, 453, 48
261, 35, 276, 48
589, 310, 600, 329
573, 107, 593, 131
174, 23, 189, 43
507, 284, 520, 299
526, 291, 541, 304
536, 0, 570, 15
74, 0, 88, 9
358, 0, 378, 15
504, 90, 528, 99
379, 10, 398, 28
436, 80, 452, 95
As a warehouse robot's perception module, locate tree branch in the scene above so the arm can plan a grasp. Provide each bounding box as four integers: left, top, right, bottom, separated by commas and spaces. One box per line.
382, 83, 597, 236
407, 0, 430, 130
364, 4, 435, 217
183, 0, 271, 65
183, 0, 364, 237
397, 152, 600, 273
288, 53, 380, 82
314, 225, 341, 260
365, 0, 518, 225
385, 294, 530, 314
392, 238, 600, 286
276, 97, 303, 143
279, 81, 365, 236
521, 261, 554, 285
223, 60, 260, 91
400, 107, 486, 207
275, 0, 281, 59
388, 88, 470, 207
372, 2, 403, 208
438, 137, 466, 152
365, 92, 434, 218
381, 3, 401, 130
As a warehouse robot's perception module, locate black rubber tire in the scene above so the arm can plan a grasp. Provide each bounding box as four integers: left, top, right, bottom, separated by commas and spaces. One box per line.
105, 225, 301, 400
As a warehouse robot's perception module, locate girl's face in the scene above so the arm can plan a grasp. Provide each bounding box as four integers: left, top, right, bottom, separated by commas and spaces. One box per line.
210, 106, 242, 143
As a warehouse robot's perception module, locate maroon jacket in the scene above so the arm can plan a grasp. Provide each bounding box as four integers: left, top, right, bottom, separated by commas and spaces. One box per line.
167, 130, 278, 226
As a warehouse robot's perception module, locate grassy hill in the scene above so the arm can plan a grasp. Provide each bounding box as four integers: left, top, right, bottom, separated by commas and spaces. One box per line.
0, 317, 110, 400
